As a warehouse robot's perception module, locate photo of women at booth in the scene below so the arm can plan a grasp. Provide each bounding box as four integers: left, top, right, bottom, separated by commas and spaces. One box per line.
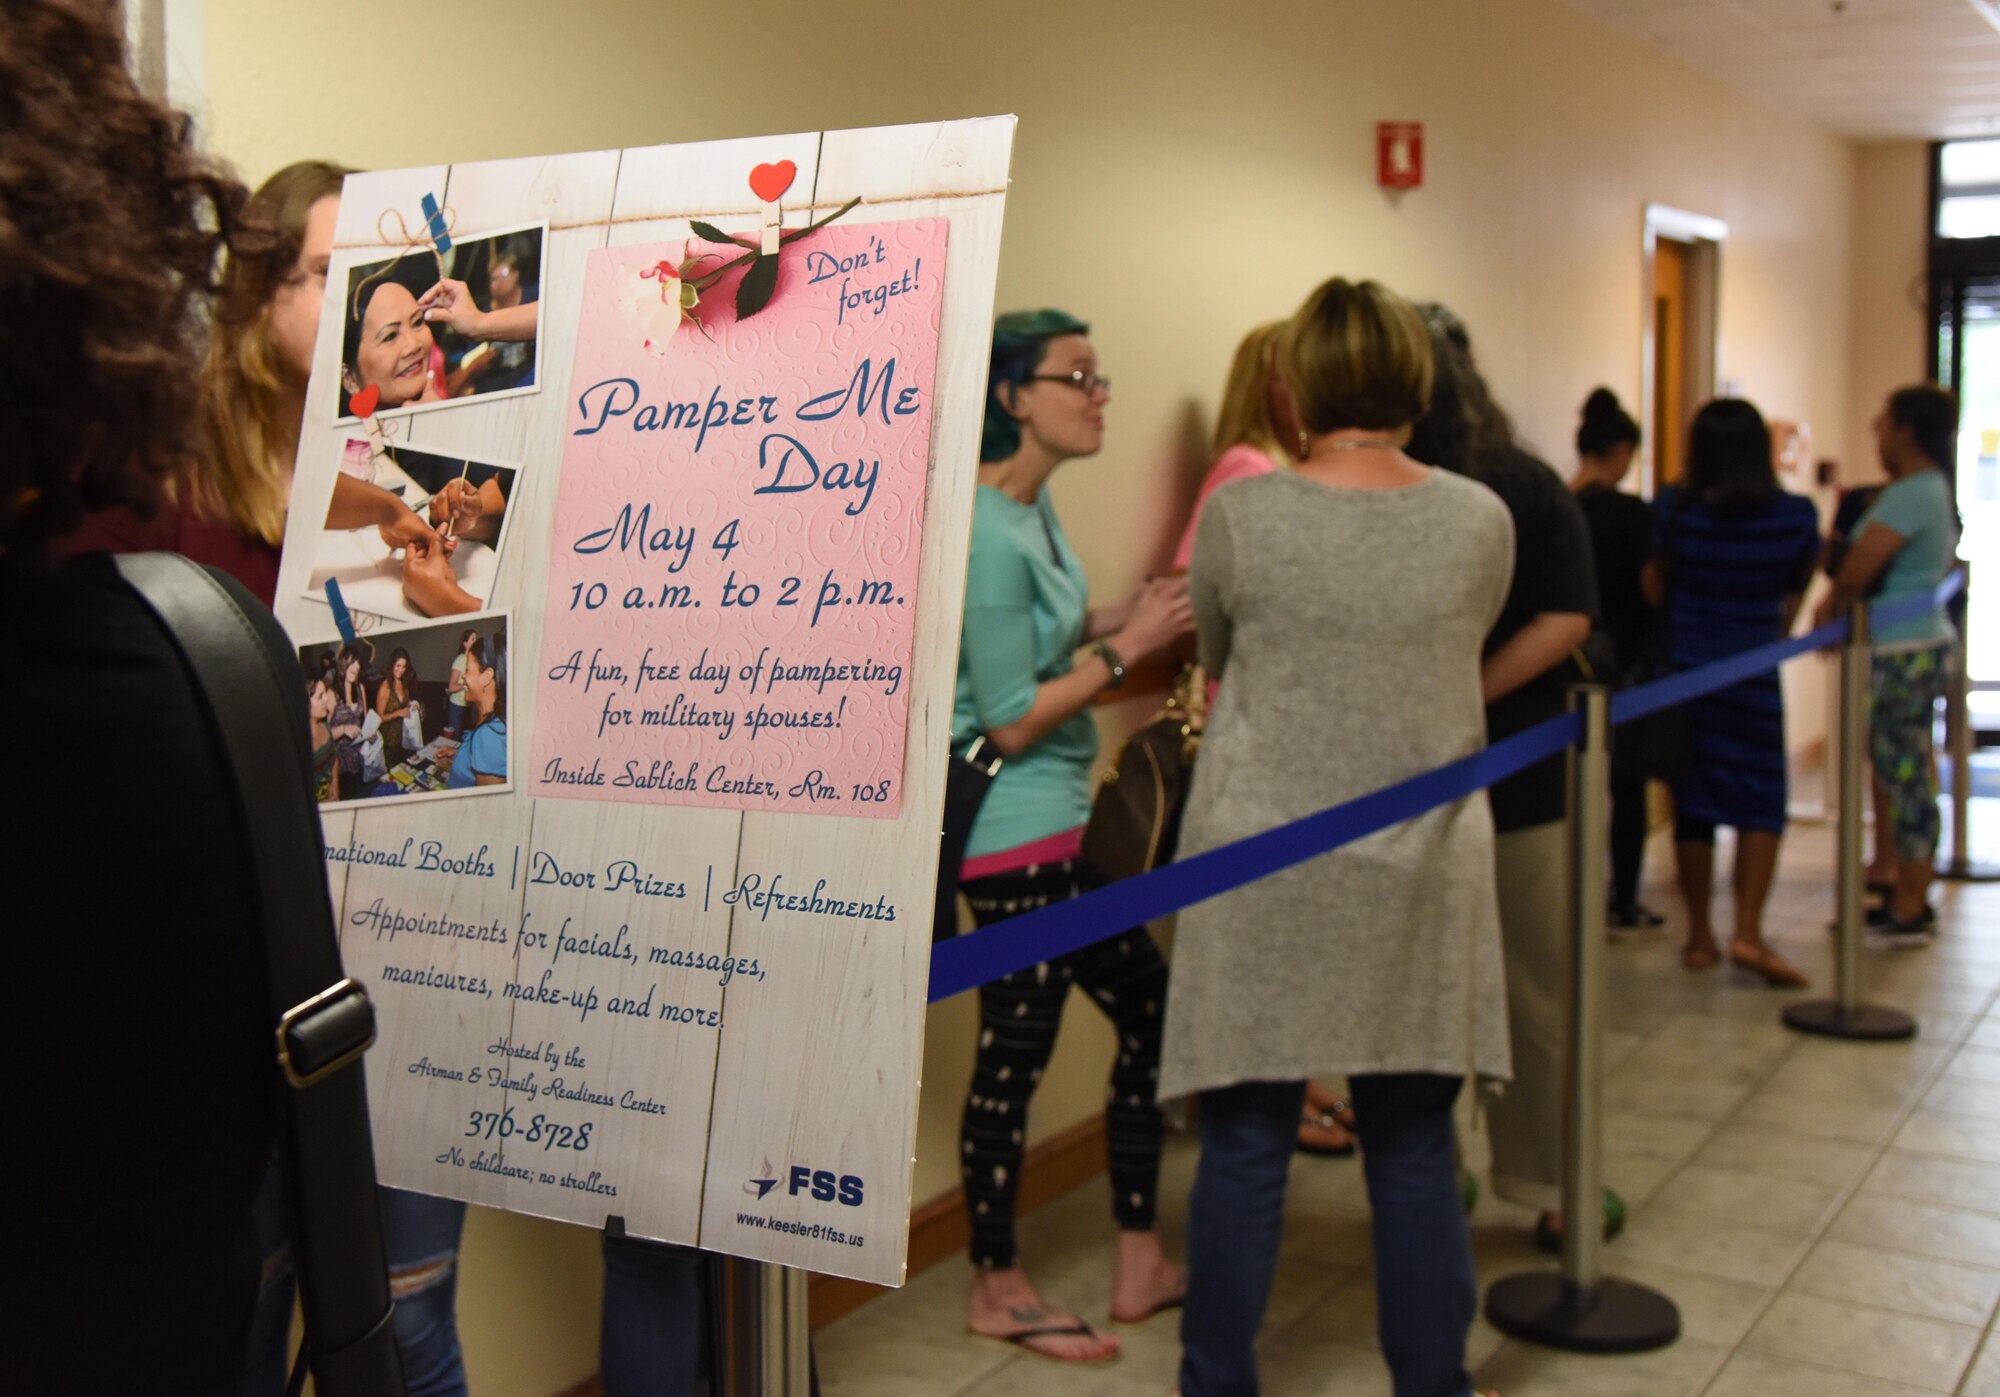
296, 614, 511, 805
1162, 278, 1513, 1397
339, 224, 544, 421
949, 309, 1195, 1365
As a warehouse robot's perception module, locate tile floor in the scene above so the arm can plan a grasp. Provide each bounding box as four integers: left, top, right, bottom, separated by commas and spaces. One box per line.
818, 814, 2000, 1395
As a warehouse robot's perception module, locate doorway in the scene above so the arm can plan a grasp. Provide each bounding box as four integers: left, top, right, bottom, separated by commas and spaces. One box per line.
1641, 205, 1726, 495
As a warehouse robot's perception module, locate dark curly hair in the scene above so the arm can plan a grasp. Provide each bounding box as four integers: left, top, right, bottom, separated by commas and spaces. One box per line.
0, 0, 253, 562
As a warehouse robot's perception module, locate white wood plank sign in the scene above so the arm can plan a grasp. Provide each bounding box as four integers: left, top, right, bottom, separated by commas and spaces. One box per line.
271, 117, 1015, 1285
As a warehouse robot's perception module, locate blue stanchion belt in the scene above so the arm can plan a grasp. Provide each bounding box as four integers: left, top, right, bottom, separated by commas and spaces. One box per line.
929, 571, 1965, 1002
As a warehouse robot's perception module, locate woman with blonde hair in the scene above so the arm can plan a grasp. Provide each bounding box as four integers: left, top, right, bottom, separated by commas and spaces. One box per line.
57, 160, 360, 603
1172, 321, 1299, 570
196, 161, 349, 566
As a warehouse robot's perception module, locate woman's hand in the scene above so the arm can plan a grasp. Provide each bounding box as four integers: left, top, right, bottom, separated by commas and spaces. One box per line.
378, 498, 449, 558
1111, 575, 1196, 662
428, 478, 485, 539
418, 278, 490, 340
402, 538, 480, 617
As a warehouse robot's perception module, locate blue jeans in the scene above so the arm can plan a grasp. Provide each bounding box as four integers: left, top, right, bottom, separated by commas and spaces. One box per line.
239, 1178, 469, 1397
600, 1235, 708, 1395
245, 1183, 718, 1395
1179, 1074, 1476, 1397
379, 1188, 471, 1397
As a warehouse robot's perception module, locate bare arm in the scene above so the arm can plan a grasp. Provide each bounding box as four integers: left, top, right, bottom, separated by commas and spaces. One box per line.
985, 584, 1194, 757
326, 473, 443, 555
1481, 612, 1592, 704
1812, 521, 1904, 629
419, 278, 539, 342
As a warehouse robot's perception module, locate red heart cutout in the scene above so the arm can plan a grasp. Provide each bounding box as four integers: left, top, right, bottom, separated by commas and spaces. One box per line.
748, 160, 796, 204
350, 384, 380, 419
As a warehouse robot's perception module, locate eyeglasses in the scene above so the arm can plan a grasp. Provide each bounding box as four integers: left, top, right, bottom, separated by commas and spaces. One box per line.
1028, 369, 1111, 396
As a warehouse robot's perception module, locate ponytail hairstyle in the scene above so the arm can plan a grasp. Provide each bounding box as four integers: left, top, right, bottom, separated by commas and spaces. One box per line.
195, 161, 351, 547
1576, 387, 1641, 459
467, 632, 508, 729
1886, 383, 1959, 470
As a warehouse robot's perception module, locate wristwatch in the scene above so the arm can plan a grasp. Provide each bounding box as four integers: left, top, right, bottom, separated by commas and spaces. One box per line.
1092, 640, 1128, 690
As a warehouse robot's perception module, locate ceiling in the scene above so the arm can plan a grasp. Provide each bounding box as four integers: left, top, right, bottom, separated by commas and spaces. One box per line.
1566, 0, 2000, 141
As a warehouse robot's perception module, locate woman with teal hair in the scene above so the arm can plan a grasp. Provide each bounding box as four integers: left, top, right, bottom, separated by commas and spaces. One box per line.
951, 309, 1194, 1364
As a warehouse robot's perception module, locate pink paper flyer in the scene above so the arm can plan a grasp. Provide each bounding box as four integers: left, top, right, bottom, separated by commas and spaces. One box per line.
532, 217, 948, 817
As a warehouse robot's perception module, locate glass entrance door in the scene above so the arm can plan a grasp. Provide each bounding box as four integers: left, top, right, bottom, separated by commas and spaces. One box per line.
1944, 276, 2000, 684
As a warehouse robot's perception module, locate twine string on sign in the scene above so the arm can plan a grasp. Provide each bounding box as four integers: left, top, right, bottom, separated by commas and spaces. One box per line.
349, 202, 460, 324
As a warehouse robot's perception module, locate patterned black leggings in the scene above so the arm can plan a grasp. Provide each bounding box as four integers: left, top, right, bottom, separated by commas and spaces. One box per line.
958, 859, 1170, 1271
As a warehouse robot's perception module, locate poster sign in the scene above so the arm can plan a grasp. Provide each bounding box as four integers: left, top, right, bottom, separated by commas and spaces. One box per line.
532, 218, 949, 817
271, 120, 1014, 1285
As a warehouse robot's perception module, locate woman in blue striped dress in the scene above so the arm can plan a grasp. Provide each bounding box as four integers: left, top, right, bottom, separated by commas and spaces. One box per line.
1646, 399, 1821, 987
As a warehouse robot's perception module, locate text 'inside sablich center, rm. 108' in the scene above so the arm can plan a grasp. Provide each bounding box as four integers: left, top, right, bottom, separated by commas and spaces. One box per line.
270, 117, 1016, 1285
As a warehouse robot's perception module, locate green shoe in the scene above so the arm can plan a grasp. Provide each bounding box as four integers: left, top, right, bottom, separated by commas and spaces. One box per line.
1532, 1188, 1626, 1253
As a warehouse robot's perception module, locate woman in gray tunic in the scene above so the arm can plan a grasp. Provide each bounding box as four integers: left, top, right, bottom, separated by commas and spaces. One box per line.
1165, 278, 1513, 1397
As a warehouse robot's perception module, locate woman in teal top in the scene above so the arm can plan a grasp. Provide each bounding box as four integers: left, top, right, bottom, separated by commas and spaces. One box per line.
1817, 384, 1962, 942
952, 309, 1193, 1365
443, 630, 507, 790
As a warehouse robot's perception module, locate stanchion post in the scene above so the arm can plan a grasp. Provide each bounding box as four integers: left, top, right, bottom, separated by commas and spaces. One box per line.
711, 1257, 811, 1397
1560, 684, 1609, 1295
1940, 561, 1997, 882
1484, 685, 1680, 1354
1783, 603, 1917, 1041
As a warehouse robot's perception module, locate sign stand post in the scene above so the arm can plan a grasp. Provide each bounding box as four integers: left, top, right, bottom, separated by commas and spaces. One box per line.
1485, 685, 1681, 1353
1785, 604, 1919, 1040
711, 1257, 811, 1396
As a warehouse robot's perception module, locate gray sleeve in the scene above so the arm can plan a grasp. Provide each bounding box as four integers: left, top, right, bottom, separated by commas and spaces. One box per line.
1190, 492, 1236, 678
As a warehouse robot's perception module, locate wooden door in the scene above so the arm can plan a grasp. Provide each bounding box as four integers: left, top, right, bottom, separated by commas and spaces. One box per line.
1654, 236, 1689, 485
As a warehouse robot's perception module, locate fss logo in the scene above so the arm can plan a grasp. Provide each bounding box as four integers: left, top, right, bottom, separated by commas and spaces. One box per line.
746, 1165, 864, 1207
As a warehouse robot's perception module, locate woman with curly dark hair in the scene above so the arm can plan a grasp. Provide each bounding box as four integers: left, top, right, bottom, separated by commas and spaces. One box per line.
0, 2, 299, 1390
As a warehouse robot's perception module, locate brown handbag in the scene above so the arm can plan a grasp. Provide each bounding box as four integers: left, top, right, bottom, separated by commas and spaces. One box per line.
1081, 666, 1206, 883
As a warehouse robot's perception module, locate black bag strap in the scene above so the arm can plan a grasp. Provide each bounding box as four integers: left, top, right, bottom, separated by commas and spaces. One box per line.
112, 553, 406, 1397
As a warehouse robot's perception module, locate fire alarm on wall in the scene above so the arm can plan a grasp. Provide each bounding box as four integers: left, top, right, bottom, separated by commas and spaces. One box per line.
1377, 122, 1424, 191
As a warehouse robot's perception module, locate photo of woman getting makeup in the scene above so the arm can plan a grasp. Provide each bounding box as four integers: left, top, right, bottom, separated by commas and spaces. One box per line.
337, 222, 545, 422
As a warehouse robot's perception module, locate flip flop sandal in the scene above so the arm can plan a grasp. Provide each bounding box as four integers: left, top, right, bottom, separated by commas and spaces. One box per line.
1297, 1104, 1358, 1157
968, 1319, 1119, 1365
1110, 1293, 1185, 1328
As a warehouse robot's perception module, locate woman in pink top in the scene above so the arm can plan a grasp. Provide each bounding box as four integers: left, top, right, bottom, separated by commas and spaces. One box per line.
1173, 322, 1298, 570
1175, 323, 1358, 1158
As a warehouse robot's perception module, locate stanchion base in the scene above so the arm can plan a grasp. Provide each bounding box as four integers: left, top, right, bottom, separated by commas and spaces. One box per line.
1782, 1000, 1917, 1040
1938, 860, 2000, 883
1484, 1273, 1680, 1354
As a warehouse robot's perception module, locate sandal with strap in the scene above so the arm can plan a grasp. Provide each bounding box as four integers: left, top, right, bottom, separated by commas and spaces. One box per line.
1729, 942, 1807, 989
1297, 1100, 1357, 1157
969, 1316, 1119, 1366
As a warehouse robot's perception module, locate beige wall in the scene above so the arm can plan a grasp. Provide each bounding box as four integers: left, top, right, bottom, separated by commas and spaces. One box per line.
200, 1, 1878, 1390
1847, 141, 1934, 486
